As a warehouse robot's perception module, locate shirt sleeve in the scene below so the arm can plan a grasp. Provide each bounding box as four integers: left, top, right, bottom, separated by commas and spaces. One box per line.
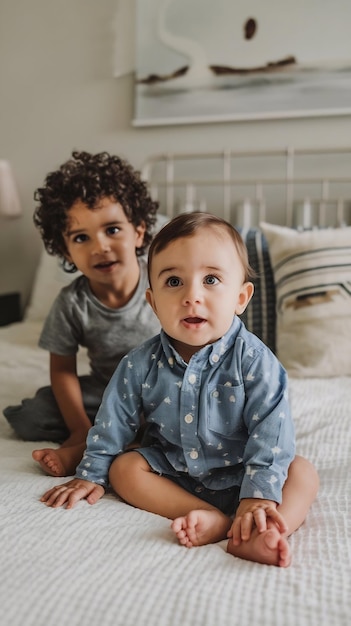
38, 286, 81, 355
239, 347, 295, 504
75, 353, 143, 485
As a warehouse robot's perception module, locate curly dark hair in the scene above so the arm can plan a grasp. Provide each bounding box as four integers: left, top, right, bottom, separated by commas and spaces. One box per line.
33, 150, 159, 269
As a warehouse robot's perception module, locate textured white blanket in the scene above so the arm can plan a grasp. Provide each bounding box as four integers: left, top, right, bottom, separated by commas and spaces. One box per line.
0, 321, 350, 626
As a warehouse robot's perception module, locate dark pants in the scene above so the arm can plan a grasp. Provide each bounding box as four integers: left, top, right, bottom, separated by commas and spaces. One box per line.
3, 375, 105, 442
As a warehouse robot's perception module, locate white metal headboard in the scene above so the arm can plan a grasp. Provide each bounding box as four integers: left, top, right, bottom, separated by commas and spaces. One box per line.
141, 147, 351, 228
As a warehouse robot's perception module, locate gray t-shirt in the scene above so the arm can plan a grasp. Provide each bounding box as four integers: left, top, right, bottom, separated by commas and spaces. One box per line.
39, 257, 160, 385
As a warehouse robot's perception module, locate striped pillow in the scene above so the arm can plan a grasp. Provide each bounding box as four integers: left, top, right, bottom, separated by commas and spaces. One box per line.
260, 222, 351, 377
238, 228, 276, 353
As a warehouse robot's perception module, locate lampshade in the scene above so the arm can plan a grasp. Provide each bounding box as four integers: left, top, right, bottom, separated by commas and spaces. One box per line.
0, 160, 22, 218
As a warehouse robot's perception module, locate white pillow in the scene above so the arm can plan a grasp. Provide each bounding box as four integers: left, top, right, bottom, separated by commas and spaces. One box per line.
260, 222, 351, 377
25, 250, 77, 322
25, 213, 169, 322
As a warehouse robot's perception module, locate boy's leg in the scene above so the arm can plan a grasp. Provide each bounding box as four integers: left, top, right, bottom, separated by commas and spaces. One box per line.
32, 442, 87, 477
227, 455, 319, 566
31, 376, 104, 476
4, 376, 103, 442
3, 386, 69, 442
31, 430, 144, 478
109, 451, 232, 545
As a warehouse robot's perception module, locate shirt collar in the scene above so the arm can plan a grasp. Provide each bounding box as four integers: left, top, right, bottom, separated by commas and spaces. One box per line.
159, 316, 241, 367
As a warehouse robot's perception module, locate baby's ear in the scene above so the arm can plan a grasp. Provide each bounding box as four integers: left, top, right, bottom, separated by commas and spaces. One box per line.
145, 287, 156, 313
235, 282, 254, 315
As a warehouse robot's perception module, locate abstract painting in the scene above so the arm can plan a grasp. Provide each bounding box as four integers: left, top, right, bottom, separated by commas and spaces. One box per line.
133, 0, 351, 126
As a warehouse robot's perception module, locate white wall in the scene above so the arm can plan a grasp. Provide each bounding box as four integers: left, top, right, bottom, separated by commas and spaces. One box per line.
0, 0, 350, 311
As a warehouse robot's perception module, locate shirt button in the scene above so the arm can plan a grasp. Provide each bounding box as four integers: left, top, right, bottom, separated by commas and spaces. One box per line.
190, 450, 198, 460
212, 354, 219, 363
188, 374, 196, 384
184, 414, 193, 424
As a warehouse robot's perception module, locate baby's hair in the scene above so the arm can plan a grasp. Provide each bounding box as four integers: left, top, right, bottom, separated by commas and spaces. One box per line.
33, 150, 159, 268
148, 211, 255, 285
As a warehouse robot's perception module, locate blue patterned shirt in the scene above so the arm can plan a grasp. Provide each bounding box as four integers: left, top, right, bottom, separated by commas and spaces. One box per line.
76, 317, 295, 503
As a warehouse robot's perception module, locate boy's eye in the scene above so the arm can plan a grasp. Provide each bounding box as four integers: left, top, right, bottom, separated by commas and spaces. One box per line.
204, 274, 219, 285
166, 276, 182, 287
73, 234, 88, 243
106, 226, 120, 236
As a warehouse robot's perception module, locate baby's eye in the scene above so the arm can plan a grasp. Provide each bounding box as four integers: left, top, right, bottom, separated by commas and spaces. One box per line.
73, 234, 88, 243
204, 275, 219, 285
166, 276, 182, 287
106, 226, 120, 236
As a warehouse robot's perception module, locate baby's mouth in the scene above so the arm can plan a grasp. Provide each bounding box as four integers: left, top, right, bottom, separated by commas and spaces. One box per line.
183, 317, 206, 327
185, 317, 203, 323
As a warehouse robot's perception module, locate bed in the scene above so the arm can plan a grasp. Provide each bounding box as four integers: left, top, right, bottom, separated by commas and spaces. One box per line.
0, 147, 350, 626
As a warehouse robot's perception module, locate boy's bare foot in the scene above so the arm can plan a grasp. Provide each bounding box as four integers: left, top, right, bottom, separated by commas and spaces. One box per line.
171, 509, 231, 547
32, 442, 86, 477
227, 521, 291, 567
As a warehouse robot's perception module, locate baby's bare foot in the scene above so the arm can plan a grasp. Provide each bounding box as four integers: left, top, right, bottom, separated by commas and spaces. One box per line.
32, 443, 85, 477
227, 523, 291, 567
172, 509, 231, 547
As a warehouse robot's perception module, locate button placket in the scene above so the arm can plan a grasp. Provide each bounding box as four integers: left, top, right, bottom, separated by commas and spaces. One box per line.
180, 363, 203, 475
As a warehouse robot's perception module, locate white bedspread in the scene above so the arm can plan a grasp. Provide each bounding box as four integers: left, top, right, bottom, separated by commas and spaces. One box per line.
0, 321, 350, 626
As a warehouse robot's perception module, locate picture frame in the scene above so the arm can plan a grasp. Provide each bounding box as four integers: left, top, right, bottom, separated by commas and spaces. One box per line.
133, 0, 351, 127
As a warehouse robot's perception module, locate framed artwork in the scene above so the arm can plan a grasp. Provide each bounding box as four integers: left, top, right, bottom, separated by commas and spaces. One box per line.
133, 0, 351, 127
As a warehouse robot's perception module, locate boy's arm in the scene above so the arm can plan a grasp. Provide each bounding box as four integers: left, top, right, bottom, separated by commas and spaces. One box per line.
50, 352, 92, 441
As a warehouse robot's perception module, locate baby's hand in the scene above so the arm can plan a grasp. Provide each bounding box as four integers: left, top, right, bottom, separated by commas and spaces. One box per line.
227, 498, 288, 546
40, 478, 105, 509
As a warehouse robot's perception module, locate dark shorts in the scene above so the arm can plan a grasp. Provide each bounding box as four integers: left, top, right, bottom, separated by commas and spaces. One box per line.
136, 447, 241, 517
164, 472, 240, 517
